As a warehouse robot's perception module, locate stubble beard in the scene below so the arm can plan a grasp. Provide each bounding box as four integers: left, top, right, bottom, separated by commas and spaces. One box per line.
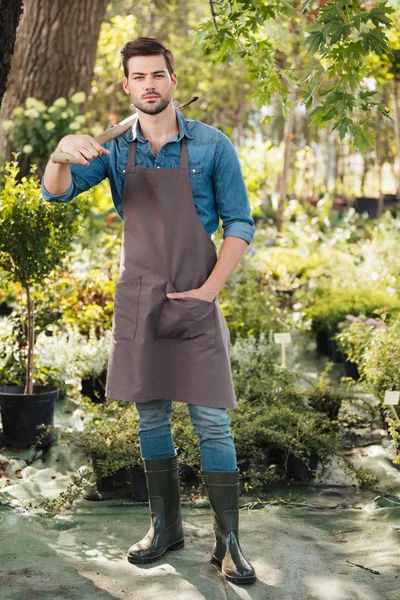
132, 91, 172, 115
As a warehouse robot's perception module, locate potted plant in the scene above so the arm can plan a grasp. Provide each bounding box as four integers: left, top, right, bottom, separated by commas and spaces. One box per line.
0, 158, 83, 448
39, 398, 147, 504
358, 317, 400, 436
334, 315, 386, 380
307, 287, 400, 360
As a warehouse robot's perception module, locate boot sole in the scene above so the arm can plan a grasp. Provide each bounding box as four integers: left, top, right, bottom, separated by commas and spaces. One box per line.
127, 539, 185, 565
211, 555, 257, 585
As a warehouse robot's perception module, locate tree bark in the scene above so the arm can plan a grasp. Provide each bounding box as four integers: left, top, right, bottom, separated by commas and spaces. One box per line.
394, 78, 400, 197
0, 0, 109, 162
277, 85, 296, 232
24, 285, 34, 395
0, 0, 23, 110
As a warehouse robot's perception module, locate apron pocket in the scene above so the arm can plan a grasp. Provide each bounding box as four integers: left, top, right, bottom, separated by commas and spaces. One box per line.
112, 276, 141, 340
156, 297, 216, 341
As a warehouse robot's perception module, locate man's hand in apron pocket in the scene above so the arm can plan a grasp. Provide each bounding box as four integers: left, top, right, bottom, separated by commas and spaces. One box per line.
167, 288, 216, 303
157, 286, 217, 343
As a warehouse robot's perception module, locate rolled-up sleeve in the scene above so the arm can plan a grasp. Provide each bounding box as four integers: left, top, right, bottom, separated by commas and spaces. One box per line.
41, 179, 74, 202
212, 132, 255, 245
41, 152, 109, 203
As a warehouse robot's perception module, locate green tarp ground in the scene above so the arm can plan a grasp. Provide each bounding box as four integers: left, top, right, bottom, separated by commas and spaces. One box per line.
1, 349, 400, 599
1, 494, 400, 599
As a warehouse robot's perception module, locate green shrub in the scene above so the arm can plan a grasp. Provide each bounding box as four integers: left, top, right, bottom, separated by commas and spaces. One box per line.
228, 335, 340, 488
361, 319, 400, 400
306, 288, 400, 334
334, 315, 385, 366
0, 159, 84, 392
219, 258, 299, 342
386, 417, 400, 465
52, 399, 142, 478
2, 94, 87, 168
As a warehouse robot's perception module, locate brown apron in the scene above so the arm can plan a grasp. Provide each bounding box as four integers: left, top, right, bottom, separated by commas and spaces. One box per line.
105, 137, 237, 409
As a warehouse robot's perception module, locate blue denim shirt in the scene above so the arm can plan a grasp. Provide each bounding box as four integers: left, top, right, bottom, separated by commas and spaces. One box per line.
41, 109, 255, 244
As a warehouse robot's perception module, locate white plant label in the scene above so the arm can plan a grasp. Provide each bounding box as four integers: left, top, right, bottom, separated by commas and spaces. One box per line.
274, 332, 291, 368
274, 333, 292, 344
384, 391, 400, 405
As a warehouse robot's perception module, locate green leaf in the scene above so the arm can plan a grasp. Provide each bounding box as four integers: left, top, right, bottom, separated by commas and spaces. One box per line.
353, 127, 376, 154
305, 30, 325, 56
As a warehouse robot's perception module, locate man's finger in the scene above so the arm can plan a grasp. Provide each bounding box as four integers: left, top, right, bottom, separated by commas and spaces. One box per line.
91, 142, 110, 157
80, 146, 97, 160
70, 149, 89, 165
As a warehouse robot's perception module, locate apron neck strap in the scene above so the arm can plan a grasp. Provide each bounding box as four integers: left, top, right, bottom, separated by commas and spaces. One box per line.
128, 137, 189, 169
180, 138, 189, 169
129, 139, 137, 167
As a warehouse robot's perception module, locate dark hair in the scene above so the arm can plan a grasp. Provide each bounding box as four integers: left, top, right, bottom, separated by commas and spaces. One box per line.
121, 37, 175, 78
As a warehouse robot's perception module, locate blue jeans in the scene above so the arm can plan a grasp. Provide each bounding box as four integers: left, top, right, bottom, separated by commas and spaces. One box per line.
135, 398, 237, 472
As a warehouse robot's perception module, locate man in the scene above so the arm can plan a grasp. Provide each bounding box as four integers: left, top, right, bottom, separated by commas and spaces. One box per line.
42, 37, 256, 585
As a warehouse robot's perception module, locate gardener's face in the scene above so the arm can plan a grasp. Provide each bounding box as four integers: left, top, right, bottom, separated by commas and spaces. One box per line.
123, 54, 177, 115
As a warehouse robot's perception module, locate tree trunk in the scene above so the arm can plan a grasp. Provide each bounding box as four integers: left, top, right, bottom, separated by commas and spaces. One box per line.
376, 114, 384, 218
0, 0, 109, 163
24, 285, 34, 395
277, 85, 296, 232
0, 0, 23, 110
360, 157, 368, 197
394, 78, 400, 196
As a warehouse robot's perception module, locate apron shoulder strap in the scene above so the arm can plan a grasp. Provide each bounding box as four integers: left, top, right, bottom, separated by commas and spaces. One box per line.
127, 140, 137, 168
180, 138, 189, 170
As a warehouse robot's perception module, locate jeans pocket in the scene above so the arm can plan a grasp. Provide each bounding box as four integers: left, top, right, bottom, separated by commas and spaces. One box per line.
112, 276, 141, 340
156, 296, 216, 341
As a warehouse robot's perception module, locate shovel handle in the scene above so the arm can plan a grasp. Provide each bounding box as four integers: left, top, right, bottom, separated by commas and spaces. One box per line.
49, 96, 199, 165
50, 114, 138, 164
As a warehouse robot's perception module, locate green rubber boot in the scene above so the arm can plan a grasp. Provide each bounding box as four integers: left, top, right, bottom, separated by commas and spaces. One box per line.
127, 455, 184, 564
202, 468, 257, 585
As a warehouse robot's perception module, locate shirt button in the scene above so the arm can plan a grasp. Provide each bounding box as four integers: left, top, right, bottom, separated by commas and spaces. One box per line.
192, 169, 196, 173
157, 166, 160, 169
123, 169, 126, 173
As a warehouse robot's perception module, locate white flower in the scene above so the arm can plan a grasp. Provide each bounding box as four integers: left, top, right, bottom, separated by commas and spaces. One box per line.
24, 108, 39, 119
70, 92, 86, 104
44, 121, 56, 131
34, 324, 112, 392
53, 97, 68, 108
2, 120, 14, 132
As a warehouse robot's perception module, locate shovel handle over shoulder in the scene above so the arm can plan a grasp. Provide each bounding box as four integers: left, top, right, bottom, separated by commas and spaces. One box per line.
50, 114, 138, 165
49, 96, 199, 165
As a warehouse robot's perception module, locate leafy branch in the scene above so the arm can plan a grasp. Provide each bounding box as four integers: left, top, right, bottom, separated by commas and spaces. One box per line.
200, 0, 395, 153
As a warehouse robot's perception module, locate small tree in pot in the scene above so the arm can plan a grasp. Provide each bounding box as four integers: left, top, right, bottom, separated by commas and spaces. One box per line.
0, 158, 83, 447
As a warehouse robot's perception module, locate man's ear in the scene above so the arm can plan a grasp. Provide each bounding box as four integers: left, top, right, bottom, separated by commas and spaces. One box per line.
171, 73, 178, 90
122, 77, 129, 94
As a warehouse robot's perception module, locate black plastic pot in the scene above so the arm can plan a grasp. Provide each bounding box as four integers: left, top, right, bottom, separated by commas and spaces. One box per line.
90, 452, 131, 491
309, 394, 342, 421
383, 193, 399, 207
343, 356, 360, 380
81, 371, 107, 403
353, 196, 379, 218
0, 385, 58, 448
0, 301, 12, 317
315, 329, 330, 356
378, 405, 391, 433
329, 338, 343, 364
286, 450, 319, 480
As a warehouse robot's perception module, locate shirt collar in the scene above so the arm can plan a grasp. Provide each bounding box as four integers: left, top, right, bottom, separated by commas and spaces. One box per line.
123, 108, 194, 143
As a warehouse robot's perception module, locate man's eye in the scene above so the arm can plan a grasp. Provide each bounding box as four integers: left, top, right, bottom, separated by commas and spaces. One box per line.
155, 74, 164, 78
134, 77, 143, 80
